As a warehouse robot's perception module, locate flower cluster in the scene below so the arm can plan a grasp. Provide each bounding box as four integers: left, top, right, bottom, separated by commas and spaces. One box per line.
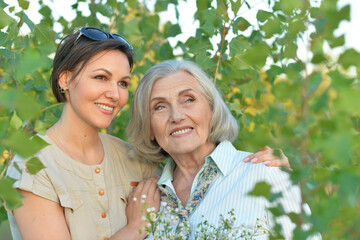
142, 202, 269, 240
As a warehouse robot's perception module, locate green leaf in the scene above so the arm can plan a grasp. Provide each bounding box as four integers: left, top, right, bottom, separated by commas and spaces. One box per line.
158, 42, 174, 60
338, 48, 360, 69
155, 0, 169, 12
0, 88, 42, 120
0, 7, 15, 29
16, 93, 42, 120
261, 16, 282, 38
328, 34, 345, 48
308, 72, 322, 96
230, 0, 241, 14
39, 5, 51, 18
229, 101, 242, 117
195, 50, 215, 70
0, 119, 9, 139
284, 42, 297, 59
248, 181, 272, 199
229, 36, 250, 56
26, 156, 46, 174
9, 111, 23, 130
22, 12, 35, 31
164, 22, 181, 38
18, 0, 29, 10
257, 10, 272, 23
0, 206, 8, 223
5, 21, 18, 42
196, 0, 211, 12
3, 131, 49, 158
240, 42, 270, 69
15, 47, 48, 81
33, 22, 54, 44
279, 0, 304, 15
235, 17, 250, 32
0, 178, 23, 210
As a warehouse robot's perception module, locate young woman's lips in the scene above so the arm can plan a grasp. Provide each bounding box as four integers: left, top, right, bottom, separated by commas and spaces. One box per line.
95, 103, 115, 115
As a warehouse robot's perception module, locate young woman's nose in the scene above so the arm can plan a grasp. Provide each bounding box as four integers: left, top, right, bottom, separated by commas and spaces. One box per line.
105, 83, 120, 101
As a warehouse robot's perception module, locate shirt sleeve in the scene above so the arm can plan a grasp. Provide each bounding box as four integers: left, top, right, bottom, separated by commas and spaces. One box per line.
6, 153, 59, 203
265, 167, 302, 239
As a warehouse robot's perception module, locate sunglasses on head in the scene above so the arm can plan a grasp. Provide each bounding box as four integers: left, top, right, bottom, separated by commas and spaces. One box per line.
74, 27, 133, 50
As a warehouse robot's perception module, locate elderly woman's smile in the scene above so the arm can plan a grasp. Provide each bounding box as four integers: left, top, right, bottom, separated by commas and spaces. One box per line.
149, 71, 215, 159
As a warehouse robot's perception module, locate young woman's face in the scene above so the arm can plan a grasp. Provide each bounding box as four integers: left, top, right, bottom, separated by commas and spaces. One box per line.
149, 71, 215, 159
63, 50, 130, 129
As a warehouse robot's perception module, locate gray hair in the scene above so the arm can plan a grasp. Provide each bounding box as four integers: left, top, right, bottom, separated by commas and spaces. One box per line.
127, 60, 238, 162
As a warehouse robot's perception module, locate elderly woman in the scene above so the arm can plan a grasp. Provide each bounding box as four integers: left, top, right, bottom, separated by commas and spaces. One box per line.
128, 60, 312, 239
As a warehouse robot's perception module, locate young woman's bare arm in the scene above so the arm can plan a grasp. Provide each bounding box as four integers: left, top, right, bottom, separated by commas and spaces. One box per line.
13, 190, 71, 240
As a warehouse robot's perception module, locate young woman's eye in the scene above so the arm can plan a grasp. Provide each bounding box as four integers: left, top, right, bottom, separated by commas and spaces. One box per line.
118, 81, 129, 88
95, 75, 106, 80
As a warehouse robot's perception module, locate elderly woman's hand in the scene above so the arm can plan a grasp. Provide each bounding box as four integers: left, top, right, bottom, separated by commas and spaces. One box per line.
243, 146, 291, 169
125, 176, 160, 234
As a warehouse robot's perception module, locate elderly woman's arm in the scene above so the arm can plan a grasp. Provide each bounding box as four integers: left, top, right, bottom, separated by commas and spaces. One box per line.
243, 146, 291, 169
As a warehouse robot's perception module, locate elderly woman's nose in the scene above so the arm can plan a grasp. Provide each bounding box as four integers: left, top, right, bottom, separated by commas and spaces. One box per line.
170, 105, 185, 122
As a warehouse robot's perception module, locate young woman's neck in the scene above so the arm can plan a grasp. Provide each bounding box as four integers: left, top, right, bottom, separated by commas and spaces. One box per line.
48, 104, 104, 165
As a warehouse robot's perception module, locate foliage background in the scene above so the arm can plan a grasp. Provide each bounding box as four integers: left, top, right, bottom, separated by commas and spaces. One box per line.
0, 0, 359, 239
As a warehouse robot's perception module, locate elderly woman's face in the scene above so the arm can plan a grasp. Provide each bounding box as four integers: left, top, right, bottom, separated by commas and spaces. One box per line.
149, 71, 214, 158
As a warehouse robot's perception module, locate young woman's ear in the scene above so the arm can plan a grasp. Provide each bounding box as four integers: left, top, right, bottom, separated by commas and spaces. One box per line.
58, 71, 71, 91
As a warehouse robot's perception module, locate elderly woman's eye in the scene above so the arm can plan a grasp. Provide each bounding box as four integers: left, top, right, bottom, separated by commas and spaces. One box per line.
185, 97, 195, 103
154, 105, 165, 111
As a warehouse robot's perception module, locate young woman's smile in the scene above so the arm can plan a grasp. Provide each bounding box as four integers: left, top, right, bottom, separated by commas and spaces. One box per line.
62, 50, 130, 129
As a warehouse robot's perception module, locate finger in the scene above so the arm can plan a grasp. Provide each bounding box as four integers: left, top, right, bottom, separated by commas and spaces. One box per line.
264, 159, 283, 167
142, 178, 158, 201
252, 154, 278, 163
132, 180, 145, 198
264, 159, 290, 168
243, 148, 273, 162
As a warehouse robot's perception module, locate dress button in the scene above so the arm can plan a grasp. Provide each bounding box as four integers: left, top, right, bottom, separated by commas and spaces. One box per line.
101, 213, 107, 218
99, 190, 104, 196
95, 168, 101, 173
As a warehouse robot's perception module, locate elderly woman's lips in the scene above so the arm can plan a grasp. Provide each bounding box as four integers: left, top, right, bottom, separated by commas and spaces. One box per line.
170, 128, 192, 136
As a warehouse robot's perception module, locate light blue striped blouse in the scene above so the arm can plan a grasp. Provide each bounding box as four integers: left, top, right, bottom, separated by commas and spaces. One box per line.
154, 141, 319, 239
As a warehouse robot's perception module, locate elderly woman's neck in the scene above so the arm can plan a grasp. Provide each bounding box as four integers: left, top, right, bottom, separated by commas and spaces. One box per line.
172, 142, 216, 181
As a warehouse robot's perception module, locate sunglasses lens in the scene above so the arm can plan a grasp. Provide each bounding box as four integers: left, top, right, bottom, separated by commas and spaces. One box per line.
112, 34, 133, 49
83, 28, 108, 41
77, 27, 133, 50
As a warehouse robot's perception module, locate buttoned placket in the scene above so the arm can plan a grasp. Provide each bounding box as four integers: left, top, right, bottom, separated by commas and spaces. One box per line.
92, 164, 111, 239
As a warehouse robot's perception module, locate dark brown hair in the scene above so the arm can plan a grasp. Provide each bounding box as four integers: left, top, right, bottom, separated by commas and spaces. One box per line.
50, 29, 134, 102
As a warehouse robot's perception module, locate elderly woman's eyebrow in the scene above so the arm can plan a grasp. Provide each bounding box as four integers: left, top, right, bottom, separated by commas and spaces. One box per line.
150, 88, 196, 103
150, 96, 166, 103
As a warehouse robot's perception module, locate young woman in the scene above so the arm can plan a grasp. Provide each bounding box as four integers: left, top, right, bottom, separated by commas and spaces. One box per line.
7, 27, 159, 240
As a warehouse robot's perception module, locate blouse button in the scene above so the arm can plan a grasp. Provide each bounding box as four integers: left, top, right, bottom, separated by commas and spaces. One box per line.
99, 190, 105, 196
95, 168, 101, 173
101, 213, 107, 218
